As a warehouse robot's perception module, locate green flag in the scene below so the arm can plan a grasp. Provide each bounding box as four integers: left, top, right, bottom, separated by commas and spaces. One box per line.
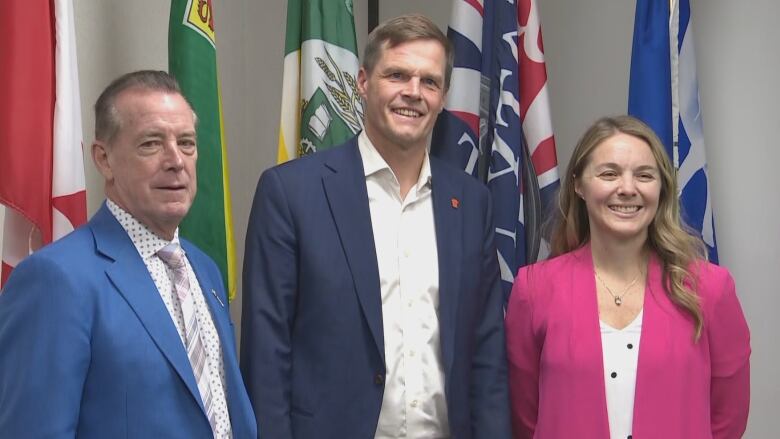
278, 0, 363, 162
169, 0, 236, 300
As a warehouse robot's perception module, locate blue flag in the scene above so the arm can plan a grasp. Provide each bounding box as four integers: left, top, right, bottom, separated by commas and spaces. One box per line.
628, 0, 718, 262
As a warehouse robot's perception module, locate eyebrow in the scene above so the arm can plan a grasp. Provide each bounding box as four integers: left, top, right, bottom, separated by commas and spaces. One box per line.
381, 65, 444, 83
595, 162, 659, 172
138, 130, 196, 138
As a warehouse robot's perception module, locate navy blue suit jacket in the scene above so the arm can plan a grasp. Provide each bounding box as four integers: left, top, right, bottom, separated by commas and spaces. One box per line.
0, 204, 256, 438
241, 137, 511, 438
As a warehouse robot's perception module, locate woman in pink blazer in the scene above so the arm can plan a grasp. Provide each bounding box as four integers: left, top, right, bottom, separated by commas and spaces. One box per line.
505, 116, 750, 439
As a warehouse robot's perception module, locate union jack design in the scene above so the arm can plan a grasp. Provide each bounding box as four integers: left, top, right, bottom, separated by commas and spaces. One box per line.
628, 0, 718, 262
432, 0, 560, 302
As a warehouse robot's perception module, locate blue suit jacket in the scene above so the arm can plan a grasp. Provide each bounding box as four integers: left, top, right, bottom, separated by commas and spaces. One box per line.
241, 137, 511, 438
0, 204, 256, 438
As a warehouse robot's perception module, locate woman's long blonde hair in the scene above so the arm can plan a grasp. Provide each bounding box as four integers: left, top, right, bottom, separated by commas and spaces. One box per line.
550, 116, 707, 339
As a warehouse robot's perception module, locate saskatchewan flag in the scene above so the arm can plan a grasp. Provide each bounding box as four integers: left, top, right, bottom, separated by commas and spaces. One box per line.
278, 0, 364, 163
168, 0, 236, 300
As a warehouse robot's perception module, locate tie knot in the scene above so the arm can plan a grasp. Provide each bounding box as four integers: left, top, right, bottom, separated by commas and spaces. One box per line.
157, 243, 186, 269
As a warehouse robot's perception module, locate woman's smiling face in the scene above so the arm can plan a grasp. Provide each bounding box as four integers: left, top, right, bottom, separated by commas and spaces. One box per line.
575, 132, 662, 246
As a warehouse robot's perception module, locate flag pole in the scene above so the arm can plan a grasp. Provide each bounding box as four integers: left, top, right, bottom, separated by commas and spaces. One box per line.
368, 0, 378, 32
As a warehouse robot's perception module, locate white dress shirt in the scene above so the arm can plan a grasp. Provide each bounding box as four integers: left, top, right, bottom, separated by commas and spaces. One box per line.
107, 200, 232, 438
358, 132, 450, 439
600, 310, 643, 439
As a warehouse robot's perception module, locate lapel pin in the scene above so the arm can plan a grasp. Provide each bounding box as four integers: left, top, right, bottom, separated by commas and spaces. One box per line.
451, 197, 460, 209
211, 289, 225, 307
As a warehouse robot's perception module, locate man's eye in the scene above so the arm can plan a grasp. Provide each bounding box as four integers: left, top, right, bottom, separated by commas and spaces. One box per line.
423, 78, 438, 86
179, 140, 196, 153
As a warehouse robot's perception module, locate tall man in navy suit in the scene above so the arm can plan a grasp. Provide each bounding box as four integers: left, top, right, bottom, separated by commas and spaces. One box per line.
241, 14, 511, 438
0, 70, 255, 438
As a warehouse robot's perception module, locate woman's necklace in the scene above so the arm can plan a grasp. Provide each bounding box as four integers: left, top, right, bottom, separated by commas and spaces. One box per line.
594, 268, 642, 306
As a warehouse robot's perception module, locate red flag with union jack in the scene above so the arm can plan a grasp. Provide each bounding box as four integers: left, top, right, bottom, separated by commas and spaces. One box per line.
0, 0, 87, 287
432, 0, 559, 302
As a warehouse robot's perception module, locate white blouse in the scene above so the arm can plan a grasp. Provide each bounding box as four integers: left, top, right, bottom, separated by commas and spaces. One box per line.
600, 310, 643, 439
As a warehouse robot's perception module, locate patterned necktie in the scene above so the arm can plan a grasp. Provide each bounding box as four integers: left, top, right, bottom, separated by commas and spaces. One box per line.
157, 243, 218, 434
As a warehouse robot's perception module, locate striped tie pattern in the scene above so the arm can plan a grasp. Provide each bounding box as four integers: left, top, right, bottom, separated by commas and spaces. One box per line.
158, 243, 218, 434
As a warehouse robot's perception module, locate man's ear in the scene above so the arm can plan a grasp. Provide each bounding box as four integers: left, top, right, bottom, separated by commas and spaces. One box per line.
91, 141, 113, 181
356, 67, 368, 99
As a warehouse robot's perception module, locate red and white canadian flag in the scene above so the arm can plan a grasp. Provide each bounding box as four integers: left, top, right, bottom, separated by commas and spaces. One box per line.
0, 0, 87, 287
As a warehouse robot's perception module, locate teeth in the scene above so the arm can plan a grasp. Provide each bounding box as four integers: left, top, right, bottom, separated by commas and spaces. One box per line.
610, 205, 640, 213
394, 108, 420, 117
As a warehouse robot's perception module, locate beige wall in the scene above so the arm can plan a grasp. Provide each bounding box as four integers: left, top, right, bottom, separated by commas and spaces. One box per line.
65, 0, 291, 329
1, 0, 777, 435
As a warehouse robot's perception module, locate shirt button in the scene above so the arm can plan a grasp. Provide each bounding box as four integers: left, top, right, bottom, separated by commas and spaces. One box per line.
407, 301, 413, 308
409, 350, 416, 357
627, 343, 634, 349
411, 400, 418, 408
374, 374, 384, 385
611, 372, 618, 378
403, 250, 410, 258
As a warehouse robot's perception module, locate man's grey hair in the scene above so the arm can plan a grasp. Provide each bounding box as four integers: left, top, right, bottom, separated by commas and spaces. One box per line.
94, 70, 196, 142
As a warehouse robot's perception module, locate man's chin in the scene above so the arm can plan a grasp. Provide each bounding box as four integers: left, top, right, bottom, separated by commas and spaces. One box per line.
389, 132, 429, 150
158, 203, 192, 223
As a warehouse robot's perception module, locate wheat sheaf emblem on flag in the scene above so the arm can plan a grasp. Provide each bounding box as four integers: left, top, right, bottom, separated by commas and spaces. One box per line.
183, 0, 215, 46
298, 46, 364, 156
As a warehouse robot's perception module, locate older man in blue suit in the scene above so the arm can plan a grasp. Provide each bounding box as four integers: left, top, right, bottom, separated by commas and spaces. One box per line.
0, 71, 255, 438
241, 14, 511, 439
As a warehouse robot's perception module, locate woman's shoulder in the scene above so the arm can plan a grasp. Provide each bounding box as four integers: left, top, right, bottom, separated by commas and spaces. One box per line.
514, 247, 588, 297
686, 260, 744, 324
690, 260, 735, 298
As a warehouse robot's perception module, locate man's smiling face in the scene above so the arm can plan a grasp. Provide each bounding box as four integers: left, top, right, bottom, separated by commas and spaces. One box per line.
357, 38, 447, 154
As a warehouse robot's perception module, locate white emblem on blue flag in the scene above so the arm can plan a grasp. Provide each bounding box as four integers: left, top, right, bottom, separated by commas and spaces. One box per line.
629, 0, 718, 262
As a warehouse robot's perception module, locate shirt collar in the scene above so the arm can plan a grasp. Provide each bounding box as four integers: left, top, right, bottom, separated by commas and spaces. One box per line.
357, 131, 432, 193
106, 199, 180, 259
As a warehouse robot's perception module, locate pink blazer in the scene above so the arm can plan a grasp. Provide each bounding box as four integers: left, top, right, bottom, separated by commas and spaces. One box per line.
506, 245, 750, 438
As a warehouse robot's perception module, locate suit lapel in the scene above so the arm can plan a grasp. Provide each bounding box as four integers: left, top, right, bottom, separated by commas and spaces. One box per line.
322, 141, 385, 362
569, 246, 612, 436
90, 205, 204, 412
632, 254, 671, 435
430, 160, 463, 378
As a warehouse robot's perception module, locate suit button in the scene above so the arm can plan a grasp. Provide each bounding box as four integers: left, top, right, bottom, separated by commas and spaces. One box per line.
374, 374, 384, 385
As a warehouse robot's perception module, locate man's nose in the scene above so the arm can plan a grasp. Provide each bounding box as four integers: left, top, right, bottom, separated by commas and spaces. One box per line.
162, 141, 185, 169
402, 77, 421, 98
